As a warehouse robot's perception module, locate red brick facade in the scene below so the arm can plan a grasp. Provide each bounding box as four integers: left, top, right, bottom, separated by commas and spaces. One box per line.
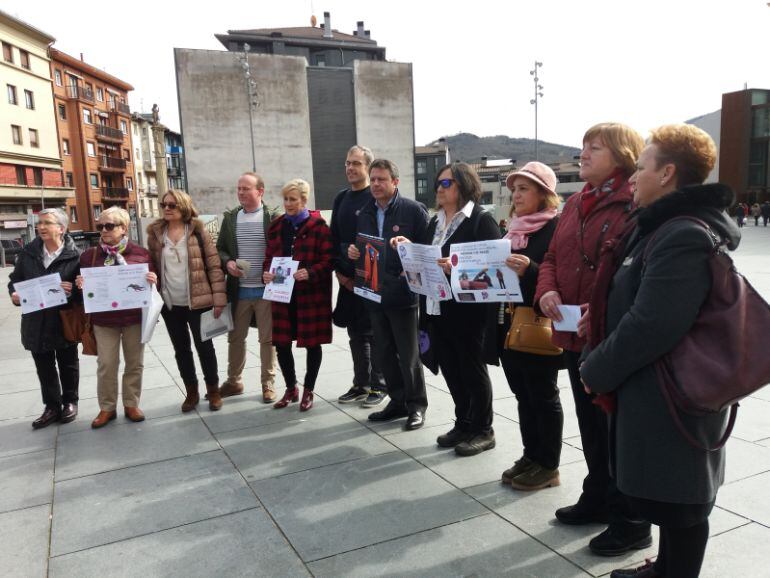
0, 163, 63, 187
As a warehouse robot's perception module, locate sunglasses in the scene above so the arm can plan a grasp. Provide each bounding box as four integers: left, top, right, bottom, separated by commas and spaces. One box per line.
159, 202, 178, 210
437, 178, 455, 189
96, 223, 120, 232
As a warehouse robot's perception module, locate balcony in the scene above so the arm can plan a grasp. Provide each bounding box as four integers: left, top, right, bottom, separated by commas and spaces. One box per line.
98, 155, 127, 172
102, 187, 129, 199
143, 160, 155, 173
109, 100, 131, 115
95, 124, 124, 143
66, 84, 95, 103
167, 167, 181, 177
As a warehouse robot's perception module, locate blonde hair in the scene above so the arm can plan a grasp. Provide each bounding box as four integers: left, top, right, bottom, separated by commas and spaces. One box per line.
583, 122, 644, 175
162, 189, 199, 222
100, 206, 130, 229
282, 178, 311, 203
648, 124, 717, 187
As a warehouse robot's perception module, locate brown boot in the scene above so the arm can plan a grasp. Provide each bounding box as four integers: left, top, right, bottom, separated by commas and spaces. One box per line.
206, 384, 222, 411
181, 384, 200, 413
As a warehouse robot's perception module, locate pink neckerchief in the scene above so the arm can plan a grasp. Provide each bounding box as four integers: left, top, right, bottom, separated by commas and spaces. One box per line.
504, 208, 558, 250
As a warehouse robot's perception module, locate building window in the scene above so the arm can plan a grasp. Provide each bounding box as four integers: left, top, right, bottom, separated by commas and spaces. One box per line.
86, 141, 96, 157
2, 42, 12, 63
133, 123, 138, 135
137, 172, 143, 186
93, 205, 102, 219
90, 174, 99, 188
66, 172, 74, 187
417, 178, 428, 197
70, 206, 78, 223
15, 166, 27, 185
416, 159, 427, 174
58, 103, 67, 120
19, 50, 30, 70
54, 69, 62, 86
96, 87, 104, 101
62, 138, 70, 155
11, 125, 22, 145
7, 84, 17, 105
29, 129, 39, 148
32, 167, 43, 186
120, 120, 127, 134
24, 90, 34, 110
135, 147, 140, 160
126, 177, 133, 190
83, 108, 92, 124
123, 148, 130, 160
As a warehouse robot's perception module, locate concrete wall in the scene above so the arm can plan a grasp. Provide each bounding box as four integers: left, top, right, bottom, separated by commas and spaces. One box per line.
353, 60, 415, 199
175, 49, 314, 214
688, 109, 721, 184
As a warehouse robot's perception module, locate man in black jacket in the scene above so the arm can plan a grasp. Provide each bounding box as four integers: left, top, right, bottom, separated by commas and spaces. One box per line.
330, 146, 387, 407
348, 159, 429, 430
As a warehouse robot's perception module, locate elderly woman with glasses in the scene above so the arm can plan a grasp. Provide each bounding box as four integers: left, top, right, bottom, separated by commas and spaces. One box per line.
75, 207, 157, 429
147, 190, 227, 412
8, 208, 81, 429
391, 162, 501, 456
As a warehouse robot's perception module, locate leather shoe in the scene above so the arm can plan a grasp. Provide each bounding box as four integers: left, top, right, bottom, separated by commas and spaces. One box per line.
32, 407, 60, 429
555, 500, 610, 525
437, 426, 472, 448
405, 410, 425, 430
60, 403, 78, 424
610, 559, 661, 577
217, 380, 244, 398
589, 521, 653, 557
455, 430, 496, 456
368, 404, 408, 422
91, 410, 117, 429
124, 407, 145, 422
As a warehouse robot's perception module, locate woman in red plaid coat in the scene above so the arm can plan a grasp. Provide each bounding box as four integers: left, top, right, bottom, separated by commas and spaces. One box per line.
263, 179, 333, 411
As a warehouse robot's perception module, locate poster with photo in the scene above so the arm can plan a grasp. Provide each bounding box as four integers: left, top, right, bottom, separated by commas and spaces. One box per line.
353, 233, 385, 303
81, 264, 151, 313
449, 239, 523, 303
263, 256, 299, 303
13, 273, 67, 314
395, 242, 451, 301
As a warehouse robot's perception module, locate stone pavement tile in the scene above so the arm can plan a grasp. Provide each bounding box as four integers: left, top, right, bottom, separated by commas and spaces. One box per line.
251, 451, 486, 562
50, 450, 258, 557
731, 396, 770, 442
49, 507, 310, 578
386, 416, 585, 489
564, 435, 583, 451
308, 512, 590, 578
721, 437, 770, 484
62, 384, 184, 434
752, 387, 770, 402
466, 461, 659, 577
0, 368, 40, 395
700, 522, 770, 578
716, 470, 770, 526
0, 355, 44, 375
493, 384, 581, 440
0, 449, 54, 514
313, 368, 356, 397
0, 504, 50, 578
0, 387, 47, 421
0, 415, 58, 458
217, 401, 395, 481
707, 505, 751, 537
488, 363, 516, 400
55, 413, 219, 481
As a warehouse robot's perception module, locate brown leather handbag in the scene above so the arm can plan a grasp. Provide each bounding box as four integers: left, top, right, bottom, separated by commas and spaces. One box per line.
59, 248, 98, 356
649, 217, 770, 450
504, 305, 563, 356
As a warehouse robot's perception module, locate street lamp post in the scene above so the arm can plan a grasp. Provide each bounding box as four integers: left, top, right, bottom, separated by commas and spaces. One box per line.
529, 61, 544, 161
236, 44, 259, 172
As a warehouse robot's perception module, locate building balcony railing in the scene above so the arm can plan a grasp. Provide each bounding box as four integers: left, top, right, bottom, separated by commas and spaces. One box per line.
95, 124, 124, 142
98, 155, 127, 171
102, 187, 129, 199
66, 84, 95, 103
109, 101, 131, 115
167, 167, 181, 177
143, 160, 155, 172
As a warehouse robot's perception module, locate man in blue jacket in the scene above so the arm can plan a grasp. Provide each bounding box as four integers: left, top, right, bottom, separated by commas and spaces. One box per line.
347, 159, 429, 430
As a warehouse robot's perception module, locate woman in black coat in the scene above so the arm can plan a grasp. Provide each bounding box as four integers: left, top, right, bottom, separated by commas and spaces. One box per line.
392, 162, 501, 456
498, 162, 564, 491
580, 124, 739, 578
8, 208, 81, 429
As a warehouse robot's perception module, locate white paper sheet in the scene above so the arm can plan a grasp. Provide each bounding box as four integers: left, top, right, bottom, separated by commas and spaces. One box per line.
449, 239, 523, 303
140, 286, 164, 344
82, 264, 150, 313
263, 257, 299, 304
395, 242, 451, 301
553, 305, 582, 332
200, 304, 234, 342
13, 273, 66, 314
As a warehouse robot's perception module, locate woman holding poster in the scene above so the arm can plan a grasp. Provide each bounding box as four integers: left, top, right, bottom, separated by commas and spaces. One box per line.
263, 179, 333, 412
76, 207, 157, 429
8, 208, 81, 429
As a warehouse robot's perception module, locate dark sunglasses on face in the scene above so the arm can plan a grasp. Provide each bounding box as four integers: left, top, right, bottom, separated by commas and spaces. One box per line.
96, 223, 119, 232
437, 178, 455, 189
160, 202, 178, 210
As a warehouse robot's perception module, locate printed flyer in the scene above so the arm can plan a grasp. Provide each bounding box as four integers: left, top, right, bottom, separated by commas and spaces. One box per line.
81, 264, 150, 313
263, 256, 300, 304
395, 242, 451, 301
13, 273, 67, 314
449, 239, 523, 303
353, 233, 385, 303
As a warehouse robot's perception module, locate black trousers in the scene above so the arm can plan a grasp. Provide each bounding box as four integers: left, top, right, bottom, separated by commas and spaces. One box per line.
347, 324, 386, 392
370, 307, 427, 413
276, 345, 322, 391
31, 344, 79, 409
161, 305, 218, 387
501, 349, 563, 469
433, 311, 493, 434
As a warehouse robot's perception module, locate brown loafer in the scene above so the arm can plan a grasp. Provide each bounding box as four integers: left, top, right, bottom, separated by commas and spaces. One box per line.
124, 407, 145, 422
91, 410, 117, 429
262, 386, 276, 403
218, 380, 245, 398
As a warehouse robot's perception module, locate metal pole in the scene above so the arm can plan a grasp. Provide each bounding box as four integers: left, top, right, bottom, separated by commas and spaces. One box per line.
239, 45, 257, 173
40, 184, 45, 210
529, 61, 543, 161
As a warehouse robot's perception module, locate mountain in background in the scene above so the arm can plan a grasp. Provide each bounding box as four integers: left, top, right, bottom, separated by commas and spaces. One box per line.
427, 133, 581, 165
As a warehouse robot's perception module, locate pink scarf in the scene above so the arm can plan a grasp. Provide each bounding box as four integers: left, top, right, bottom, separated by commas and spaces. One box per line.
504, 208, 558, 250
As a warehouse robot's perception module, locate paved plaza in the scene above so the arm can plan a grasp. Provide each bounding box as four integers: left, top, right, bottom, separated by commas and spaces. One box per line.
1, 225, 769, 577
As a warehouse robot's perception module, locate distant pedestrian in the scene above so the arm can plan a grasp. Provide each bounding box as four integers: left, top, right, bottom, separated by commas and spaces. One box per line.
762, 201, 770, 226
751, 203, 761, 226
735, 203, 746, 227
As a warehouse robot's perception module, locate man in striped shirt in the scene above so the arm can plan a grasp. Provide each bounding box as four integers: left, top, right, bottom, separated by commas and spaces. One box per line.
216, 172, 278, 402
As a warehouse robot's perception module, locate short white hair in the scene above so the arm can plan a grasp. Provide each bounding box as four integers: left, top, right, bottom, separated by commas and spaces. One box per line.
39, 208, 69, 233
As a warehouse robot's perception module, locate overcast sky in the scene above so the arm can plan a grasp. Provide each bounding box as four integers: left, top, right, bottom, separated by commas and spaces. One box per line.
6, 1, 770, 149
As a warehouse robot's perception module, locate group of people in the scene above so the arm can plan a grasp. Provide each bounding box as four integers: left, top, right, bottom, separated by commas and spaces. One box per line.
734, 200, 770, 227
10, 122, 738, 577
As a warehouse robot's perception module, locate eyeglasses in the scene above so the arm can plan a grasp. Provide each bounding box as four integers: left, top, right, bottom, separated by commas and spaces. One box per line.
159, 202, 178, 210
437, 178, 455, 189
37, 221, 59, 227
96, 223, 119, 232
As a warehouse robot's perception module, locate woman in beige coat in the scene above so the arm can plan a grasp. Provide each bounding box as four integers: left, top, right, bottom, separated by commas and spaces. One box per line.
147, 190, 227, 411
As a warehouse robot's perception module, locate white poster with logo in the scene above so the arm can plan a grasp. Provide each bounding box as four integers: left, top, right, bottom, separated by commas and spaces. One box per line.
395, 242, 452, 301
449, 239, 523, 303
13, 273, 67, 314
81, 264, 151, 313
263, 256, 299, 304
